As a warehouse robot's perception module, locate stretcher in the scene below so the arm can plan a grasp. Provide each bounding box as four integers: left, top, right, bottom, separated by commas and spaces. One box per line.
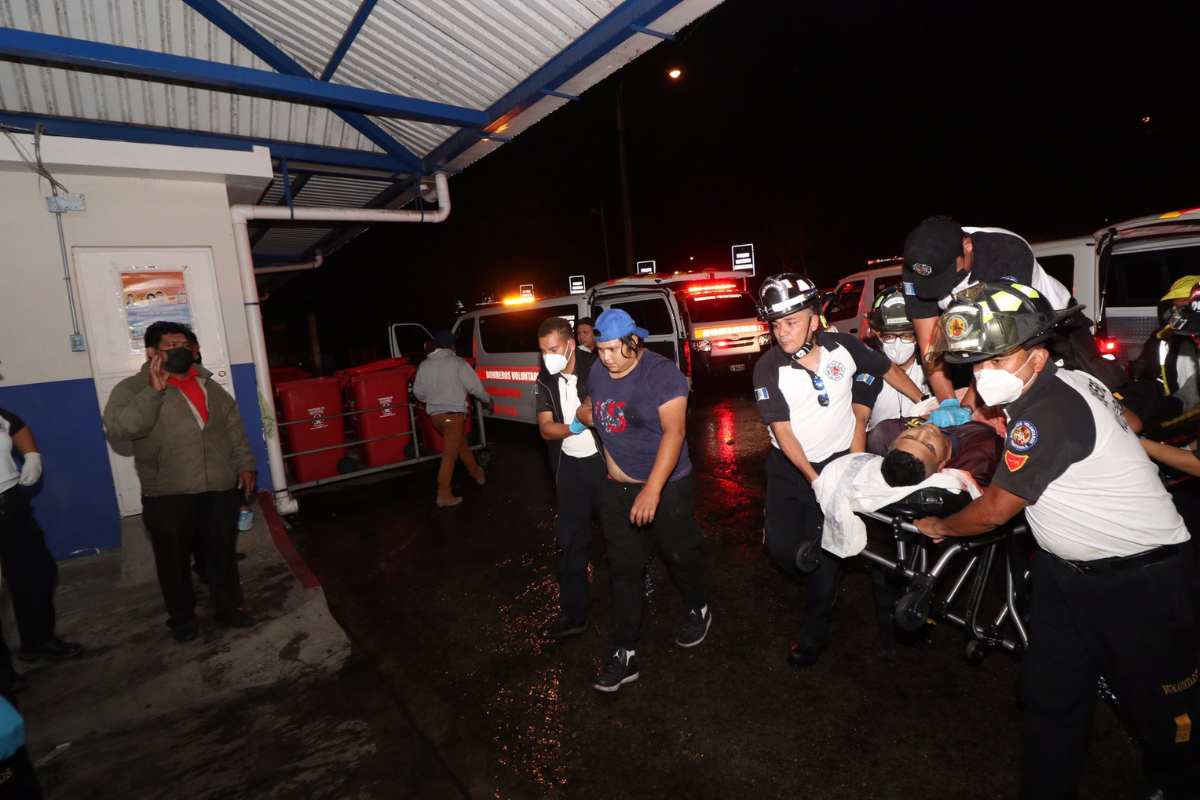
854, 489, 1031, 663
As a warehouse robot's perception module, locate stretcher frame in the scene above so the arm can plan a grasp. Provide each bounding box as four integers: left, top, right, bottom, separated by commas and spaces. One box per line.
855, 505, 1030, 662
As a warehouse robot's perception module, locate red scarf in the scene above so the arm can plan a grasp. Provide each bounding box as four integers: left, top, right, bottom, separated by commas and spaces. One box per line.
167, 367, 209, 423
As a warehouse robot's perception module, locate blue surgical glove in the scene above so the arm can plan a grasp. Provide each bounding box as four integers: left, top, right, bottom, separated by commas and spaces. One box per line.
928, 398, 972, 428
568, 416, 587, 434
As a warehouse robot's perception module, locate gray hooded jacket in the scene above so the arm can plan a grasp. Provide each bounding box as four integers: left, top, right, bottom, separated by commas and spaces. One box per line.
413, 348, 489, 415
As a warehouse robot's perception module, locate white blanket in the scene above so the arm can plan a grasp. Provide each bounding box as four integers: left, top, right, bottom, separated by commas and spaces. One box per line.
812, 453, 981, 558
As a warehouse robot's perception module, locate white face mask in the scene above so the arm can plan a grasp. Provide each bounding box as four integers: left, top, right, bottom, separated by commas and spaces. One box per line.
974, 353, 1034, 407
881, 339, 916, 365
543, 344, 573, 375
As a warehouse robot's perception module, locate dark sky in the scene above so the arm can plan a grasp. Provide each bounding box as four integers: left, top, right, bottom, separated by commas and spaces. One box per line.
267, 0, 1200, 360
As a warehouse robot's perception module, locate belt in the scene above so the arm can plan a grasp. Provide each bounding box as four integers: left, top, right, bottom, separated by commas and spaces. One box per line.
1053, 544, 1180, 575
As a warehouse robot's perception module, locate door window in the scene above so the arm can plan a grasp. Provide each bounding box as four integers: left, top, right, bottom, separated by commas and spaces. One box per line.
608, 297, 675, 336
825, 280, 864, 325
478, 304, 578, 354
1108, 244, 1200, 307
453, 318, 475, 359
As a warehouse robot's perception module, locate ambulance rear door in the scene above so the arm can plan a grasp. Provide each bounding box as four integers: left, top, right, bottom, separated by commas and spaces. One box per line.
388, 323, 433, 364
591, 288, 688, 378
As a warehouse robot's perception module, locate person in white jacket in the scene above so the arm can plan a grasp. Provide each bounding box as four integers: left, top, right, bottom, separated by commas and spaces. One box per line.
413, 330, 494, 507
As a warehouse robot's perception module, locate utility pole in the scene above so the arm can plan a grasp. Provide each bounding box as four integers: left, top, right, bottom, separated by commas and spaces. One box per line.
616, 82, 634, 276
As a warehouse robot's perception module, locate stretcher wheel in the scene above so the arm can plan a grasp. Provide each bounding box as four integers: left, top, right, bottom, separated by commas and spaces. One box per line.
964, 640, 987, 664
895, 591, 930, 632
476, 449, 492, 467
794, 539, 822, 573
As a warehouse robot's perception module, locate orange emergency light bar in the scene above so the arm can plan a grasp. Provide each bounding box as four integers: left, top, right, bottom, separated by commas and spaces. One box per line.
696, 323, 766, 339
502, 296, 536, 306
685, 282, 739, 295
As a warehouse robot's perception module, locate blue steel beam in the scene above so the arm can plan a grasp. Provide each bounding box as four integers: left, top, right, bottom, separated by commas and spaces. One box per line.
320, 0, 380, 82
423, 0, 683, 171
0, 111, 411, 174
0, 27, 487, 129
180, 0, 427, 174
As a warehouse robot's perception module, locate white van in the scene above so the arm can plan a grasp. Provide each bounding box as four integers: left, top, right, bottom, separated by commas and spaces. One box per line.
403, 270, 768, 424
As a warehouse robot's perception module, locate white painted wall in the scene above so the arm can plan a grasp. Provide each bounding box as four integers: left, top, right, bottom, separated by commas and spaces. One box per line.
0, 136, 272, 387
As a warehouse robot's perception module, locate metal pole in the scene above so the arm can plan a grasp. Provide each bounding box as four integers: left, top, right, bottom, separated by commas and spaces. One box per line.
616, 82, 634, 276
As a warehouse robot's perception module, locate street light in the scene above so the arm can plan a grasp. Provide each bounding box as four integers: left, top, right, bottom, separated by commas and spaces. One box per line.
668, 68, 682, 79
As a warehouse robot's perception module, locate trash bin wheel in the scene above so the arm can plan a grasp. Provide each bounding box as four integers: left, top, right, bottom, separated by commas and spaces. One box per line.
476, 449, 492, 467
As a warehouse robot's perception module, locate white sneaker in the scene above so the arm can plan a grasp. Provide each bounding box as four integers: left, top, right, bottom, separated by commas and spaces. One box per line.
237, 509, 254, 531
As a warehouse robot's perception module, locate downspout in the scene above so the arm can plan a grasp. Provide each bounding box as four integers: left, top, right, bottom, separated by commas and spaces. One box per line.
253, 252, 324, 275
230, 172, 451, 514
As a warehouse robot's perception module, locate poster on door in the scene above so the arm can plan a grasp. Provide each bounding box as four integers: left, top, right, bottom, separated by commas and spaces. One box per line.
121, 271, 194, 347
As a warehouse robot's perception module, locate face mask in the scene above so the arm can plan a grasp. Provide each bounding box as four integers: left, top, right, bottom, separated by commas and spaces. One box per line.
543, 344, 573, 375
163, 347, 195, 374
881, 339, 916, 365
974, 353, 1033, 406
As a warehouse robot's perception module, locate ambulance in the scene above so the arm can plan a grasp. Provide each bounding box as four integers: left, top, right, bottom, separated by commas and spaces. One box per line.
395, 270, 769, 424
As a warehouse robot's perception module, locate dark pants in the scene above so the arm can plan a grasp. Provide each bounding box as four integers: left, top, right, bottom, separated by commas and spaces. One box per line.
0, 488, 59, 648
1019, 545, 1200, 800
142, 490, 245, 627
602, 475, 708, 650
554, 453, 607, 621
764, 447, 846, 645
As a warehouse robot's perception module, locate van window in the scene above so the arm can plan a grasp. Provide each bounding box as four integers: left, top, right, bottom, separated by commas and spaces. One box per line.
609, 297, 675, 335
1037, 254, 1075, 293
825, 280, 864, 325
478, 304, 578, 353
684, 292, 759, 324
1108, 245, 1200, 307
454, 318, 475, 359
873, 276, 902, 302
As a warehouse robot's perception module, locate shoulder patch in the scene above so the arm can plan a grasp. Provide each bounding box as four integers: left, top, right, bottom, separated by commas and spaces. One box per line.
903, 281, 916, 296
1009, 420, 1038, 451
855, 373, 876, 385
1004, 452, 1029, 472
755, 387, 769, 401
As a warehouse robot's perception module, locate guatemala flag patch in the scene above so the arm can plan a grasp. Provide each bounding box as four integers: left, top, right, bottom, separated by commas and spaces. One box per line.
903, 281, 916, 296
855, 374, 876, 385
754, 387, 769, 401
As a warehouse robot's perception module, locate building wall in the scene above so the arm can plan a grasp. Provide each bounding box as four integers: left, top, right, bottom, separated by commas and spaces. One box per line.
0, 139, 272, 559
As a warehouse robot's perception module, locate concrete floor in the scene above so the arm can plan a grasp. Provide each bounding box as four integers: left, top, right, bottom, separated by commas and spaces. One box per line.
282, 378, 1161, 800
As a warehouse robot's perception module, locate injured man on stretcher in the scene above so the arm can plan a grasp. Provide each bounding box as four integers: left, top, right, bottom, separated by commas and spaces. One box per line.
812, 418, 1004, 559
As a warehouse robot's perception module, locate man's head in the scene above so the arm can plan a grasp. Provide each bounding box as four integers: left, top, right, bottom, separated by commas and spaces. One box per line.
537, 316, 576, 375
575, 316, 596, 350
593, 309, 647, 377
902, 216, 972, 300
145, 321, 196, 374
1164, 279, 1200, 338
881, 423, 953, 487
433, 330, 456, 350
757, 273, 821, 358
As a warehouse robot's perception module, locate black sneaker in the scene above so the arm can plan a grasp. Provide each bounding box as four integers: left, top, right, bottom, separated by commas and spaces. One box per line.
540, 615, 586, 639
787, 638, 826, 668
675, 606, 712, 648
171, 620, 199, 643
216, 608, 255, 628
18, 637, 83, 661
592, 649, 639, 693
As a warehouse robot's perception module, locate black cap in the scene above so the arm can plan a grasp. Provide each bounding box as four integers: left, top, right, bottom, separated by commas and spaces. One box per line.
576, 316, 594, 327
902, 218, 965, 300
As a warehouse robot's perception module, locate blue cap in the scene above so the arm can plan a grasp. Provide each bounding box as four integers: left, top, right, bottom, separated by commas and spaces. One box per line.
593, 309, 649, 342
433, 330, 455, 349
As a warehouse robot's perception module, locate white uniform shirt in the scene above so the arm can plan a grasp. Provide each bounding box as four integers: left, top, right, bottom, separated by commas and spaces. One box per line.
858, 359, 927, 430
992, 365, 1189, 561
558, 372, 599, 458
0, 408, 25, 494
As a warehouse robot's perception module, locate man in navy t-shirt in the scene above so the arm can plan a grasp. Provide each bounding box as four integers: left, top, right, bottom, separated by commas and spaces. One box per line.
584, 309, 711, 692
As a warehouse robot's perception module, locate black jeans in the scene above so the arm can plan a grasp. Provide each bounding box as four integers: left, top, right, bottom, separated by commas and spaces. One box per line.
0, 487, 59, 648
764, 447, 847, 645
142, 490, 245, 627
602, 475, 708, 650
1019, 545, 1200, 800
554, 453, 606, 621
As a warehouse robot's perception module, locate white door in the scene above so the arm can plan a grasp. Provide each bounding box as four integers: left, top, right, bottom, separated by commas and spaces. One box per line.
74, 247, 236, 517
595, 291, 685, 373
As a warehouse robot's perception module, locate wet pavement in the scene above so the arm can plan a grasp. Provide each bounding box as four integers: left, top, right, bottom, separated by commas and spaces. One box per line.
289, 377, 1152, 800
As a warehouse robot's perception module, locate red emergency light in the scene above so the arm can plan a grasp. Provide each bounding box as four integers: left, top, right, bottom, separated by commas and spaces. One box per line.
1097, 338, 1117, 353
685, 282, 739, 295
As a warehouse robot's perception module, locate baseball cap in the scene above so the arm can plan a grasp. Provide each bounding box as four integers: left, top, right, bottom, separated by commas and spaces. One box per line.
576, 316, 595, 328
902, 218, 966, 300
433, 330, 456, 349
593, 309, 649, 342
1161, 275, 1200, 302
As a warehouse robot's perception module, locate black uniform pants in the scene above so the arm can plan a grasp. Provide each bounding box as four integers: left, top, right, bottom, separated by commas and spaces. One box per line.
0, 487, 59, 649
554, 453, 607, 621
764, 447, 846, 646
602, 475, 708, 651
1020, 545, 1200, 800
142, 490, 245, 628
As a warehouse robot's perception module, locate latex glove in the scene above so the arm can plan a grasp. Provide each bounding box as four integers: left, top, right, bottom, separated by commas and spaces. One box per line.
928, 399, 972, 428
568, 416, 587, 434
17, 452, 42, 486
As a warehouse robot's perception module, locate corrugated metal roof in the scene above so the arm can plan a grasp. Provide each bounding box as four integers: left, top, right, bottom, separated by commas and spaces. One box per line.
0, 0, 726, 260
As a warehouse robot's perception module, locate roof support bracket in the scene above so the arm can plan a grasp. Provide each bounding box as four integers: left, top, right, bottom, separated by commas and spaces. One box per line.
476, 133, 512, 144
280, 157, 296, 219
630, 24, 675, 41
540, 88, 581, 102
321, 0, 380, 81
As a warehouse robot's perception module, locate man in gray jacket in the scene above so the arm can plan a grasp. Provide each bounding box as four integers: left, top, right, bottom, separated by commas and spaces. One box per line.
103, 322, 257, 643
413, 330, 493, 507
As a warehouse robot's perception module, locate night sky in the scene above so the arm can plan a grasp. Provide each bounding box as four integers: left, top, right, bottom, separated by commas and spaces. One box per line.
266, 0, 1200, 362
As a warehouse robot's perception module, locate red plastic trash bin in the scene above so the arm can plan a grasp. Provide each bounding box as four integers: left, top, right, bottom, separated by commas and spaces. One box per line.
269, 367, 312, 385
338, 360, 416, 467
274, 376, 346, 483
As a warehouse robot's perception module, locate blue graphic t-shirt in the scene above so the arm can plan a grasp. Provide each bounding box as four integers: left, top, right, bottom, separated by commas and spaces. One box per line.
590, 349, 691, 482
